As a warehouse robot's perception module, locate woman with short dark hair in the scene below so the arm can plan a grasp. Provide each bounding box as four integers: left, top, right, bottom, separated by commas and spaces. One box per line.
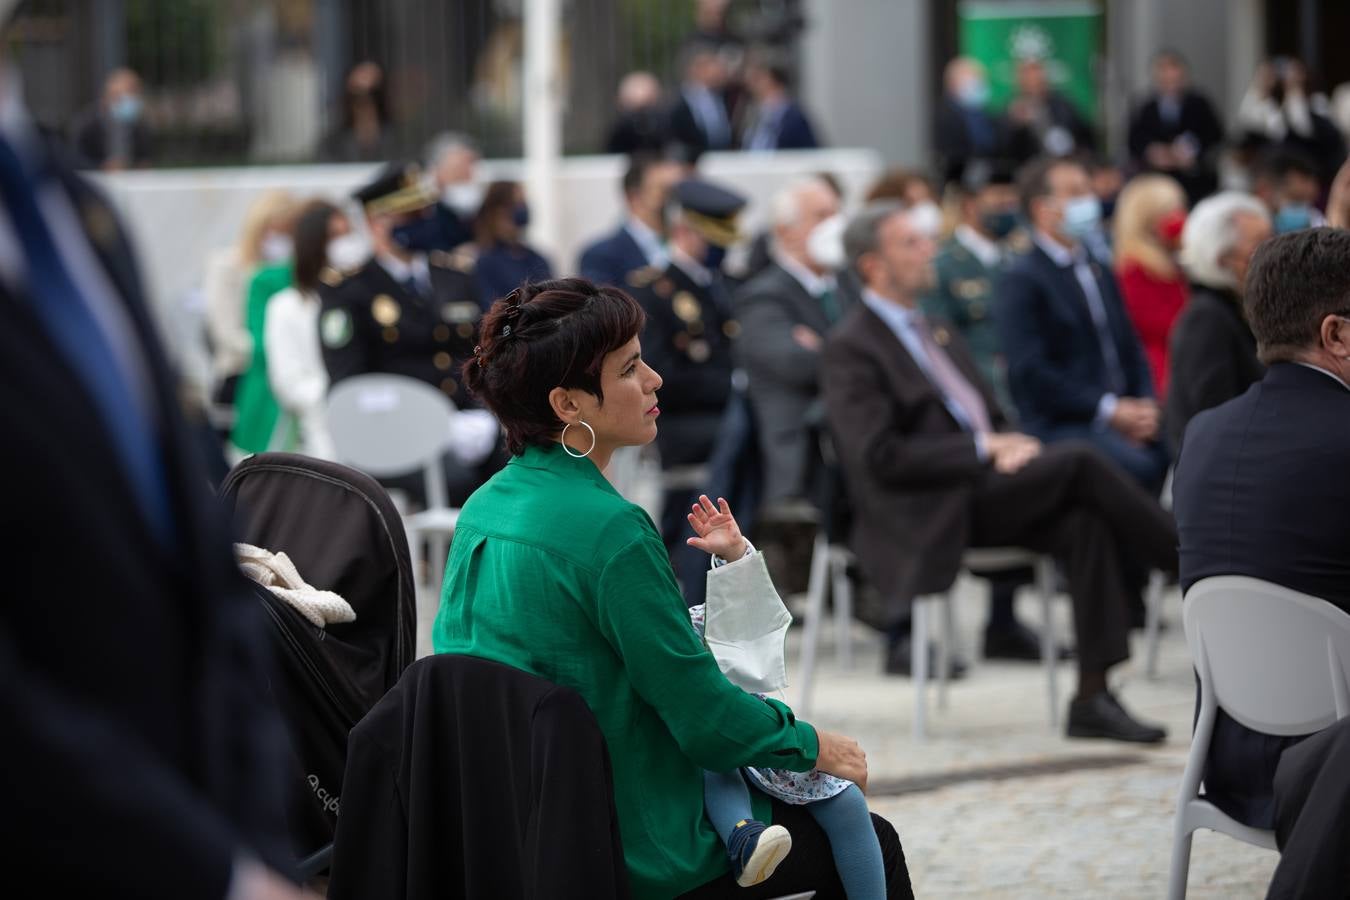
433, 278, 911, 898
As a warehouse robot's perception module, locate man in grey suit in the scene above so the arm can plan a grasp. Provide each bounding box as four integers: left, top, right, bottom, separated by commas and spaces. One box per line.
734, 176, 845, 504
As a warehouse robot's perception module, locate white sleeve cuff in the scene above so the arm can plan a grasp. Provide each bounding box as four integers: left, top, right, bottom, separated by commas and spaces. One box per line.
711, 539, 756, 569
1094, 393, 1119, 430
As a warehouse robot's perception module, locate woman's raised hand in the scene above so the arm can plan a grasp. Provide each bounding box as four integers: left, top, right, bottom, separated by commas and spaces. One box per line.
685, 494, 748, 562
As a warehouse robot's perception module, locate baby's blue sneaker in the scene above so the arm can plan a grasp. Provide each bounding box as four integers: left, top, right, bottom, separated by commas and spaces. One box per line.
726, 818, 792, 887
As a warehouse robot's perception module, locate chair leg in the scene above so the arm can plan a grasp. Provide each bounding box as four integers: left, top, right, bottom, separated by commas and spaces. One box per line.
831, 551, 853, 671
1145, 569, 1166, 679
1166, 817, 1195, 900
937, 591, 955, 711
1036, 557, 1060, 729
913, 599, 929, 741
796, 532, 831, 715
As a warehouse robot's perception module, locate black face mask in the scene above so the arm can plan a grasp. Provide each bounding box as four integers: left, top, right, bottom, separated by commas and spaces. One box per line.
980, 209, 1019, 239
390, 214, 443, 252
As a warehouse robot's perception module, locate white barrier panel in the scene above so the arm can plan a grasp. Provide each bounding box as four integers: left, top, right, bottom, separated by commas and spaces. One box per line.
92, 148, 884, 333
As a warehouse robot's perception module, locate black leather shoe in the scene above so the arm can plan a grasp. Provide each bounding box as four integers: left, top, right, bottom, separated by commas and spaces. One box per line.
982, 621, 1074, 662
1066, 691, 1167, 743
884, 639, 968, 679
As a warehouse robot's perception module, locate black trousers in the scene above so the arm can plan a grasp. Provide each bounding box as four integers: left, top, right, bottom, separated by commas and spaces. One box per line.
677, 798, 913, 899
968, 442, 1178, 674
1267, 716, 1350, 899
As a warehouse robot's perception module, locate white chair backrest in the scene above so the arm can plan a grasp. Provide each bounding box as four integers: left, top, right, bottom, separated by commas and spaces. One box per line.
1184, 576, 1350, 735
325, 375, 455, 504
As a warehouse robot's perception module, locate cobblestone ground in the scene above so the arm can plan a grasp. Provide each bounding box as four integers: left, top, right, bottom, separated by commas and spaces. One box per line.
785, 578, 1280, 898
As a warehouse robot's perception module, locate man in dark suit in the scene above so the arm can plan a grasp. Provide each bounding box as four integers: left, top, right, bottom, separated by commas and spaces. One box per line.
741, 59, 820, 151
69, 66, 154, 172
1173, 228, 1350, 895
668, 41, 735, 159
577, 152, 684, 290
0, 38, 310, 899
424, 131, 481, 252
1127, 51, 1224, 206
822, 201, 1179, 742
734, 176, 845, 505
933, 58, 1008, 186
1005, 58, 1096, 163
997, 156, 1170, 495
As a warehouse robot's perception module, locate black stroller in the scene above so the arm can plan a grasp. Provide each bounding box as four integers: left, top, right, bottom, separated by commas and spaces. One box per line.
220, 453, 417, 877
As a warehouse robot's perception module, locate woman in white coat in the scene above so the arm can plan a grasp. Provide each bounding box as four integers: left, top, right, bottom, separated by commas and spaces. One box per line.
264, 199, 367, 459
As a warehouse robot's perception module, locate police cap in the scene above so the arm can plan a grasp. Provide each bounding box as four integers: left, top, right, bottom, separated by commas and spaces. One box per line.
671, 178, 747, 248
353, 161, 438, 217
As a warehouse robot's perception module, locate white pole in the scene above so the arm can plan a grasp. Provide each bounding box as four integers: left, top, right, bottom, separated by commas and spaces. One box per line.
523, 0, 562, 262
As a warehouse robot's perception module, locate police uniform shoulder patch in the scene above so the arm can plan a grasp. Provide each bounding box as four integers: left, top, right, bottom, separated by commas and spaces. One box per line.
432, 247, 476, 272
321, 308, 353, 348
626, 266, 662, 288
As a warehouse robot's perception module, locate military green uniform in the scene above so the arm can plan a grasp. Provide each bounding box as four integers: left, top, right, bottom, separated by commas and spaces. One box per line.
922, 233, 1019, 418
626, 262, 739, 468
319, 249, 484, 406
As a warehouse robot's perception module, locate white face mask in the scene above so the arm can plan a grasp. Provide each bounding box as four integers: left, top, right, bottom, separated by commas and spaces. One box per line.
908, 201, 944, 239
326, 232, 371, 272
259, 232, 292, 263
806, 213, 847, 270
442, 182, 484, 217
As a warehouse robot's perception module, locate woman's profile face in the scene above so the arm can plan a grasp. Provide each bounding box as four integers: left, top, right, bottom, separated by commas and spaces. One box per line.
575, 335, 663, 451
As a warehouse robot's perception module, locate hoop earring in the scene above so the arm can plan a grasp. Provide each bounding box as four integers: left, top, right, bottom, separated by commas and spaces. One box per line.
561, 421, 597, 459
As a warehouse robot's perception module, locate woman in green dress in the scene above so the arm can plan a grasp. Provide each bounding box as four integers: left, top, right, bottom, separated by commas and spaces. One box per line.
432, 278, 911, 899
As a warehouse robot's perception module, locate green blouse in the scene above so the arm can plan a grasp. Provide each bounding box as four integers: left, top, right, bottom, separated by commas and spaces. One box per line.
432, 443, 819, 898
230, 261, 293, 454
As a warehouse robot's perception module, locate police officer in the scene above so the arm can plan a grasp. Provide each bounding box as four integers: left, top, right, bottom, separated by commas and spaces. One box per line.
320, 161, 483, 406
320, 162, 500, 505
627, 177, 745, 479
922, 158, 1024, 418
923, 159, 1062, 663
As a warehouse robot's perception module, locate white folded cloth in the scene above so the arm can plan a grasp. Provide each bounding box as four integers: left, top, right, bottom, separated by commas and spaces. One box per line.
234, 543, 356, 628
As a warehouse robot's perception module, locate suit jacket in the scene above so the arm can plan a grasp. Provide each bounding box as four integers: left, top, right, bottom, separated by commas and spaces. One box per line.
734, 261, 850, 503
1127, 91, 1223, 202
329, 655, 630, 900
1005, 92, 1096, 162
822, 302, 1008, 620
745, 101, 819, 150
933, 96, 1008, 183
1173, 362, 1350, 828
579, 226, 653, 290
997, 242, 1154, 434
1, 141, 292, 896
320, 252, 483, 406
71, 110, 154, 169
1164, 285, 1264, 450
668, 91, 734, 158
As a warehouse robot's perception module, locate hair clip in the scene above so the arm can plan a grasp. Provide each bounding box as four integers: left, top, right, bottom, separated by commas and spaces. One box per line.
473, 344, 486, 368
501, 324, 513, 337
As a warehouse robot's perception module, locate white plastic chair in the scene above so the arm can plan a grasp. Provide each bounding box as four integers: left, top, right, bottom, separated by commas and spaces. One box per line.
1167, 576, 1350, 900
325, 375, 460, 604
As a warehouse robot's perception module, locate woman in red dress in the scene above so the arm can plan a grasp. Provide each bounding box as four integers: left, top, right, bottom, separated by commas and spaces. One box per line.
1113, 174, 1189, 400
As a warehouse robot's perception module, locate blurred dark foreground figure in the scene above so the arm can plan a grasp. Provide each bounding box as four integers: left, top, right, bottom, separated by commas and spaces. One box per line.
0, 8, 313, 897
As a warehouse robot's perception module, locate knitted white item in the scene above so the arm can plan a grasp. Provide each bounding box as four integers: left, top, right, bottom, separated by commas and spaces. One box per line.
234, 543, 356, 628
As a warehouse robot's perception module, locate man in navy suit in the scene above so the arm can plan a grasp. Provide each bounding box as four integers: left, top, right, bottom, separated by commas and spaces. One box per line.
997, 156, 1170, 495
577, 152, 683, 290
1173, 228, 1350, 897
741, 59, 820, 152
0, 20, 311, 899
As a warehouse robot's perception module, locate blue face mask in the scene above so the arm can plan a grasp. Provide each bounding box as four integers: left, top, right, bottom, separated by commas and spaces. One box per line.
1061, 195, 1103, 241
701, 243, 727, 271
956, 80, 990, 111
111, 95, 143, 124
512, 203, 531, 229
1274, 204, 1313, 234
390, 214, 443, 252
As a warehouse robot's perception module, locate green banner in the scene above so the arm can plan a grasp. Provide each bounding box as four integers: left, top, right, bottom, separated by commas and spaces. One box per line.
958, 0, 1102, 124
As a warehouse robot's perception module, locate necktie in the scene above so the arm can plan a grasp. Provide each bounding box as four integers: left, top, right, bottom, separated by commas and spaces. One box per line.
0, 135, 173, 544
818, 287, 840, 324
911, 314, 992, 435
402, 274, 423, 301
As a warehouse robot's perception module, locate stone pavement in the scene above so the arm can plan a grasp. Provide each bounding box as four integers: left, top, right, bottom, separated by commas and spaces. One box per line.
783, 576, 1280, 898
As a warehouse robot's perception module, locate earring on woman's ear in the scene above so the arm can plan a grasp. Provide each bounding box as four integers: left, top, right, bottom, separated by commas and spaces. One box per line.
560, 420, 597, 458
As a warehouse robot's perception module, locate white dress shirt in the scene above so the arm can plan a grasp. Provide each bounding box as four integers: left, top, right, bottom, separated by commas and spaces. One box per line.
954, 224, 1003, 269
376, 251, 431, 296
624, 215, 668, 269
772, 247, 835, 300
